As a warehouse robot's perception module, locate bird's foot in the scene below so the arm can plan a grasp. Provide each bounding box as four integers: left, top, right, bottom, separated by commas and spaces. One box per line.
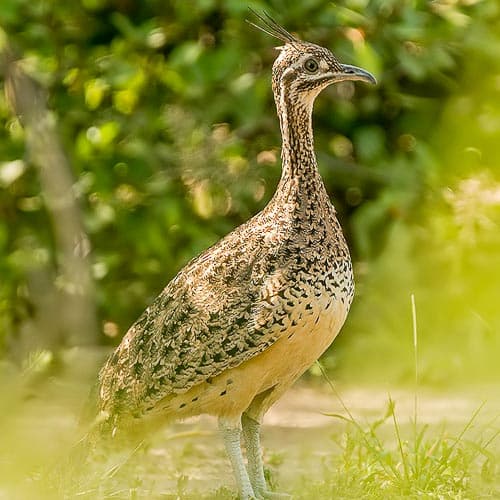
255, 489, 292, 499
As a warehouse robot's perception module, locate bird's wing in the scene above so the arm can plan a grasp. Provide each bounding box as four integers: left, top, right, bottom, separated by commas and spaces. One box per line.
98, 218, 293, 417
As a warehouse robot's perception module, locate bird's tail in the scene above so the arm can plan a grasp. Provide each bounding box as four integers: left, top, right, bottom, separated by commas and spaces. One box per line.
42, 409, 108, 495
42, 374, 155, 497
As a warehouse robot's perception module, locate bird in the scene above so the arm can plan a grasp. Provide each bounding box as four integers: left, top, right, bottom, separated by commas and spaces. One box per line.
96, 11, 376, 500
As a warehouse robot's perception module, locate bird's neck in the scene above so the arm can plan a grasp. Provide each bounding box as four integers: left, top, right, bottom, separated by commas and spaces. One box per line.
272, 92, 327, 206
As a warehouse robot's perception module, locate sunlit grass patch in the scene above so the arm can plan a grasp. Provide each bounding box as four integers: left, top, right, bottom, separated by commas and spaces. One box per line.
301, 293, 500, 500
302, 398, 499, 499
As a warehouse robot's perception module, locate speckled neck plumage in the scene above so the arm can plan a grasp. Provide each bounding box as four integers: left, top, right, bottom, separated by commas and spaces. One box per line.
270, 94, 326, 209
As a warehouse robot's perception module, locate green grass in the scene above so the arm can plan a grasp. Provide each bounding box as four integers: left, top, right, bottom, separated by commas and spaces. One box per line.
292, 297, 500, 499
298, 390, 499, 499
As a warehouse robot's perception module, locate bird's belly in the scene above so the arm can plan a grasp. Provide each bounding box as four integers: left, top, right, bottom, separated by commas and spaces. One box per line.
254, 290, 350, 389
161, 286, 351, 421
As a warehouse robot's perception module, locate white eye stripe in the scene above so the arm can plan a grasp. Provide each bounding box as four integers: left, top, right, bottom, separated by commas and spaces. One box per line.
284, 56, 321, 74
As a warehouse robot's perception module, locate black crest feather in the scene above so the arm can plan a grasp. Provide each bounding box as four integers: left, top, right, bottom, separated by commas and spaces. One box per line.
246, 9, 299, 44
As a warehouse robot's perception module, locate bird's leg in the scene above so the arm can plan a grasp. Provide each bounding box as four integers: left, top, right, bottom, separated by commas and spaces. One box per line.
242, 413, 291, 499
218, 417, 256, 500
241, 413, 267, 495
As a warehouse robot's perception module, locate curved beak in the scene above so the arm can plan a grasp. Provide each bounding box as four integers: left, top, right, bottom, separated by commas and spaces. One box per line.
338, 64, 377, 85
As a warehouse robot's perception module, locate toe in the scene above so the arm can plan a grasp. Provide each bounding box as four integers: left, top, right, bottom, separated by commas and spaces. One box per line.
257, 490, 292, 499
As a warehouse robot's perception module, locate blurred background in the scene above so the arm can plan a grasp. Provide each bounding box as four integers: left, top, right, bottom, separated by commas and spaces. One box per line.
1, 0, 500, 392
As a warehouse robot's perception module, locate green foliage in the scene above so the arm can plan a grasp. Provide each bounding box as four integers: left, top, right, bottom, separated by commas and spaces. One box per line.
0, 0, 499, 383
298, 399, 499, 499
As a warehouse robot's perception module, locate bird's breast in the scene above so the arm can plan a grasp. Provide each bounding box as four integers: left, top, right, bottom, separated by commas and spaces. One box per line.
251, 253, 353, 382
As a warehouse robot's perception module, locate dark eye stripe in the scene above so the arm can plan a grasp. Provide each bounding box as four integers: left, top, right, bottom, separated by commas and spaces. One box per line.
296, 74, 334, 92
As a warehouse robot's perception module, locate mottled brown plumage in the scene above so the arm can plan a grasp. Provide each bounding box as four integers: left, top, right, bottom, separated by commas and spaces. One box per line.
97, 12, 375, 499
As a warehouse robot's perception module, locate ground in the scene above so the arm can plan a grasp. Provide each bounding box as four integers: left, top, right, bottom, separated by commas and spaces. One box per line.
146, 383, 500, 497
1, 370, 499, 499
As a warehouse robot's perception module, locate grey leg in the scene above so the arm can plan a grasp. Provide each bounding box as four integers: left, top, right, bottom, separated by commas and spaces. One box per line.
242, 413, 291, 499
218, 417, 256, 500
241, 413, 267, 495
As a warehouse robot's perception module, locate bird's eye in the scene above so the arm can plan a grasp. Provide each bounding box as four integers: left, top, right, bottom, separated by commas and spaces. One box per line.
304, 58, 319, 73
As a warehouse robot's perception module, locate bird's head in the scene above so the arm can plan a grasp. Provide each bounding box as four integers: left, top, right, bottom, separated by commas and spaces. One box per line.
248, 11, 376, 108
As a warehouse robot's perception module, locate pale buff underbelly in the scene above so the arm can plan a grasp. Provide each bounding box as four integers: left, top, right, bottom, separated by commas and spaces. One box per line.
154, 293, 350, 423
